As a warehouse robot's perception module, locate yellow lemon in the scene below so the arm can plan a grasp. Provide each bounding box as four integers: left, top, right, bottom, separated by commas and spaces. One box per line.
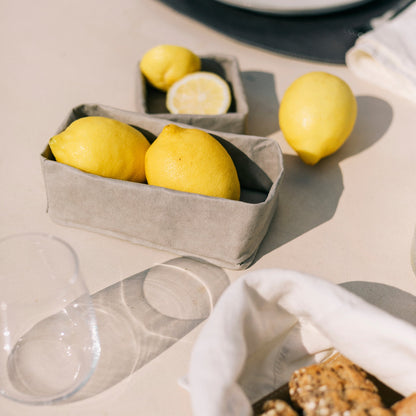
278, 71, 357, 165
145, 124, 240, 200
166, 71, 231, 115
49, 116, 150, 182
140, 45, 201, 92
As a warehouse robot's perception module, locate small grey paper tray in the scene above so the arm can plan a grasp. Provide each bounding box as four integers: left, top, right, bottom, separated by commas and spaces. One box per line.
40, 103, 284, 269
136, 54, 249, 134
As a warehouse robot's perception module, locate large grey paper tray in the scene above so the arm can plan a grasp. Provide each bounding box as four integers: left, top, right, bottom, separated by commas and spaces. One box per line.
136, 54, 249, 134
40, 104, 284, 269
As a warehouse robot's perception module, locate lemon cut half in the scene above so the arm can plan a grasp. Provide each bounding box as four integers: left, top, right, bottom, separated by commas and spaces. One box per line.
166, 71, 232, 115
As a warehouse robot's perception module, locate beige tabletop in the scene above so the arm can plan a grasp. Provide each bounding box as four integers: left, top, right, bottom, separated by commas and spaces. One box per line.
2, 0, 416, 414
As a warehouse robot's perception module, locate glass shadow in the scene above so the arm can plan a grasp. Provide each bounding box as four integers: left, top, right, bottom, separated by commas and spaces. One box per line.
64, 256, 229, 402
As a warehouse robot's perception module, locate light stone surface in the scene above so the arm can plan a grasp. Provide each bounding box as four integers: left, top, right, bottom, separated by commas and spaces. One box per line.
1, 0, 416, 414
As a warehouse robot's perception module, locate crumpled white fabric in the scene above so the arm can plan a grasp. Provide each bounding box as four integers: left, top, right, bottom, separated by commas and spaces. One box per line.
346, 2, 416, 103
188, 269, 416, 416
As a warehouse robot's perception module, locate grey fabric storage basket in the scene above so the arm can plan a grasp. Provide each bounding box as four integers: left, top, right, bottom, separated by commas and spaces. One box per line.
40, 104, 284, 269
136, 54, 249, 134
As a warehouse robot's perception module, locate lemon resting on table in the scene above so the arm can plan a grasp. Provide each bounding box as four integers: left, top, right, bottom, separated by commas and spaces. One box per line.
166, 71, 232, 115
140, 44, 201, 92
145, 124, 240, 200
49, 116, 150, 182
279, 71, 357, 165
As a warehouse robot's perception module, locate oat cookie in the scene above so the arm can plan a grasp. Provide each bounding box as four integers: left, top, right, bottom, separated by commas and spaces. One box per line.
288, 354, 393, 416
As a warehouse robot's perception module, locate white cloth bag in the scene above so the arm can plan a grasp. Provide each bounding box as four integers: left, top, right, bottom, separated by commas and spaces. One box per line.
188, 269, 416, 416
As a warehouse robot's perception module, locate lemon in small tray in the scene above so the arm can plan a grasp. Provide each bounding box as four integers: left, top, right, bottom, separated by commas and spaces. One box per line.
166, 71, 231, 115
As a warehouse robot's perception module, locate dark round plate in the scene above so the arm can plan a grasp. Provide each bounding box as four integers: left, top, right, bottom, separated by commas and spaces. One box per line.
156, 0, 402, 64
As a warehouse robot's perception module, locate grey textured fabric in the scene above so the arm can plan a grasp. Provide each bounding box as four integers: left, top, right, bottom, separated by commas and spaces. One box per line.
136, 55, 249, 134
40, 104, 284, 269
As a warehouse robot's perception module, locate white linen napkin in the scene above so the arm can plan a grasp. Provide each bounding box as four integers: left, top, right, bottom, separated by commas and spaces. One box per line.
188, 269, 416, 416
346, 2, 416, 103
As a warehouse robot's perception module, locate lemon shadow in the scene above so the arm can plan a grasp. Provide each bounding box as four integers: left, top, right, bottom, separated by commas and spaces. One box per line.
255, 95, 393, 260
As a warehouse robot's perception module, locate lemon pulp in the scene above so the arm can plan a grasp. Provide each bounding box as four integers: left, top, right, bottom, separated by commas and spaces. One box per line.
166, 71, 231, 115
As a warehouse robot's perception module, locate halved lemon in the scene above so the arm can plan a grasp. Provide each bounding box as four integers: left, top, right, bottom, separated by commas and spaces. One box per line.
166, 71, 232, 115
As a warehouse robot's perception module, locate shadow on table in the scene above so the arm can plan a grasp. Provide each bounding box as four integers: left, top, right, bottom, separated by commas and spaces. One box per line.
241, 71, 280, 137
62, 257, 229, 403
255, 94, 393, 261
342, 281, 416, 327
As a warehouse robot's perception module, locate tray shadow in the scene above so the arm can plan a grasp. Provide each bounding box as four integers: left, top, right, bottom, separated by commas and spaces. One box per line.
241, 71, 280, 137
